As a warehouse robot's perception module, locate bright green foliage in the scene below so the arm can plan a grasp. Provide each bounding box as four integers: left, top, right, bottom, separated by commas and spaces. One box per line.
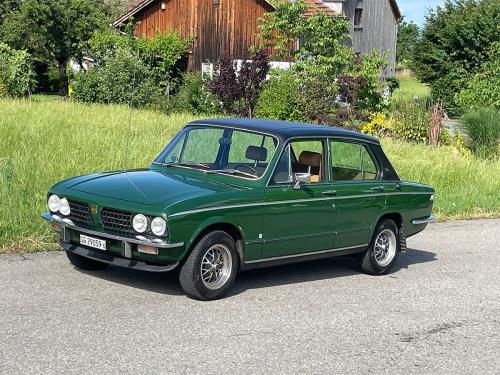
391, 99, 431, 143
259, 0, 352, 79
258, 0, 308, 60
456, 43, 500, 111
0, 0, 109, 94
86, 29, 191, 88
171, 72, 219, 115
0, 43, 36, 97
72, 48, 162, 108
412, 0, 500, 111
254, 69, 303, 121
461, 108, 500, 158
396, 19, 419, 68
0, 0, 21, 25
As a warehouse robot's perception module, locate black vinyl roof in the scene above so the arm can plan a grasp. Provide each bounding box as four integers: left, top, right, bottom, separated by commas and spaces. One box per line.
188, 118, 380, 144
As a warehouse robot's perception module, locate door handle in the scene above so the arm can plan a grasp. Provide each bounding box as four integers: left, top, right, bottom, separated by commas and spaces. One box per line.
322, 190, 337, 196
370, 186, 385, 192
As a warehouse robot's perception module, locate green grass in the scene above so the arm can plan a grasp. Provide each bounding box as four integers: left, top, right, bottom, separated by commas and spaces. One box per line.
1, 99, 499, 253
392, 70, 432, 102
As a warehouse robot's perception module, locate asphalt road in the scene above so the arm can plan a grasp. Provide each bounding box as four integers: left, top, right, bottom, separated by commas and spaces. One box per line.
1, 219, 499, 375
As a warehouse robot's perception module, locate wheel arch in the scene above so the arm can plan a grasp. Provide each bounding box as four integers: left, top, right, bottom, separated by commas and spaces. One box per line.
374, 212, 403, 230
184, 217, 245, 268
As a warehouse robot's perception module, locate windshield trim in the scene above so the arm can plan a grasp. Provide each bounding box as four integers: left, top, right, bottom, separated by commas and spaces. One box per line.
151, 124, 281, 182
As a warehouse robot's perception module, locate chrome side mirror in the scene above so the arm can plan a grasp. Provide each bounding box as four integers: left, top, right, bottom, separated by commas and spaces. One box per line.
293, 173, 311, 190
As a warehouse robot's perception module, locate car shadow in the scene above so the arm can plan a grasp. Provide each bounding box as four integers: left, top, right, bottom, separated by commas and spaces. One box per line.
73, 248, 436, 297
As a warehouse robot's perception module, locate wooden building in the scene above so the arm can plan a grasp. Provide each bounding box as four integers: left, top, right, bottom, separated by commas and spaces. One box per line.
113, 0, 401, 75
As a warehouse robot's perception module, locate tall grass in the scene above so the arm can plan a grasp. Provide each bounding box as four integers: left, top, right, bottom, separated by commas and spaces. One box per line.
392, 70, 432, 102
0, 99, 196, 253
0, 99, 499, 253
461, 108, 500, 158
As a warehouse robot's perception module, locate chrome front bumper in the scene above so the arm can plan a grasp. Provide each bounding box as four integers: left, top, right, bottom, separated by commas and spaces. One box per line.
411, 215, 437, 225
41, 213, 184, 249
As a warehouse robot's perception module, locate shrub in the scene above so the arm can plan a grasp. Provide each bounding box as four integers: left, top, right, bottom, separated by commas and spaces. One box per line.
0, 42, 36, 97
461, 108, 500, 158
455, 43, 500, 112
391, 99, 431, 143
361, 113, 393, 136
297, 74, 338, 124
171, 72, 219, 115
209, 49, 270, 117
254, 69, 303, 121
72, 48, 162, 108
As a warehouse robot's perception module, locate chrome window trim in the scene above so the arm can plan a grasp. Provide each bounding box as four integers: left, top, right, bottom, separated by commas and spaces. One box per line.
152, 124, 281, 182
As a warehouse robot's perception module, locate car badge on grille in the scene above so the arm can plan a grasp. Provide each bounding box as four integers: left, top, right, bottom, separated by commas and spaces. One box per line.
90, 205, 98, 214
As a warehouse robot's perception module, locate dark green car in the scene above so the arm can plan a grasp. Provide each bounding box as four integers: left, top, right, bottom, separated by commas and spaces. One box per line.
43, 119, 435, 300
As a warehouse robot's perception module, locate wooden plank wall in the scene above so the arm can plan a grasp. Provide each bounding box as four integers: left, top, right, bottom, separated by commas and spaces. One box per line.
133, 0, 273, 70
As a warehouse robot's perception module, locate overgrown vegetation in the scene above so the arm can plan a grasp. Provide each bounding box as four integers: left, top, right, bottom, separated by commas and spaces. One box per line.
412, 0, 499, 112
461, 108, 500, 158
0, 42, 36, 97
1, 99, 498, 253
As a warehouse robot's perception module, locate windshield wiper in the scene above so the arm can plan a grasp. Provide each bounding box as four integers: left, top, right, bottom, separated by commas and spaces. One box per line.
205, 169, 258, 179
153, 161, 210, 170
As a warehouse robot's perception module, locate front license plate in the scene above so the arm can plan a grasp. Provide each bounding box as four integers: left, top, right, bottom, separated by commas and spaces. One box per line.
80, 234, 107, 251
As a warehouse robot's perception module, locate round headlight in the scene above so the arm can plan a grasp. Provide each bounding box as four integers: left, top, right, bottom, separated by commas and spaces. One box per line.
132, 214, 148, 233
60, 198, 71, 216
48, 195, 61, 213
151, 217, 167, 237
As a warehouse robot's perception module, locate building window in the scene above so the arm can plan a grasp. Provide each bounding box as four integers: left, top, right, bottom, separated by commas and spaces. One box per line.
213, 0, 219, 5
202, 62, 214, 79
354, 0, 363, 28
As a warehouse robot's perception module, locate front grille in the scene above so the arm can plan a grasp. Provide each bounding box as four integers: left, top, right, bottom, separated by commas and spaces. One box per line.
101, 207, 134, 233
68, 200, 95, 229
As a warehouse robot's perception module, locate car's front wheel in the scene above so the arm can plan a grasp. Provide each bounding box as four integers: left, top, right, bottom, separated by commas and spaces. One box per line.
359, 219, 400, 275
65, 250, 108, 271
179, 231, 239, 300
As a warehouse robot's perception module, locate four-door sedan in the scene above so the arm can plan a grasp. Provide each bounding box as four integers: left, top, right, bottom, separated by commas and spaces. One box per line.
43, 119, 435, 300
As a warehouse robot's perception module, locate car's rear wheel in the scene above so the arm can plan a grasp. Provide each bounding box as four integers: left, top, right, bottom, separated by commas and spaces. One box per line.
65, 250, 108, 271
179, 231, 238, 300
359, 219, 400, 275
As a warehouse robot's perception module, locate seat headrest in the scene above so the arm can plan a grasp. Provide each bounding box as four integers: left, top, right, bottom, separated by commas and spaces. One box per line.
246, 146, 268, 162
299, 151, 322, 167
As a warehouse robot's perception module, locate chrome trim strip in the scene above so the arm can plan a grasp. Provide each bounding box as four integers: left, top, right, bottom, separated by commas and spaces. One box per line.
168, 192, 435, 218
412, 215, 437, 225
42, 213, 184, 249
245, 244, 368, 264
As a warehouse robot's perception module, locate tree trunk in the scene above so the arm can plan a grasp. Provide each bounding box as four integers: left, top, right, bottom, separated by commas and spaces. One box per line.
58, 60, 69, 96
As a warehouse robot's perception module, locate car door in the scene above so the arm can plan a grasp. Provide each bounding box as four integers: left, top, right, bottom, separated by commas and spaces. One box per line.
330, 139, 387, 248
262, 139, 337, 258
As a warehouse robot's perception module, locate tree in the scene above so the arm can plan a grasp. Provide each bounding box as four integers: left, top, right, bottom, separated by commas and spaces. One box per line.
0, 0, 21, 26
396, 19, 419, 68
412, 0, 500, 111
209, 49, 270, 117
1, 0, 109, 95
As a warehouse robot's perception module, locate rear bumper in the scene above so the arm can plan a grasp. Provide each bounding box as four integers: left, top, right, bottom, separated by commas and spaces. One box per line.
411, 215, 437, 225
61, 242, 179, 272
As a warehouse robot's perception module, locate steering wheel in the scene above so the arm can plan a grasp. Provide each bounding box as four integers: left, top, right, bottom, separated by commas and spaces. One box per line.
234, 164, 260, 176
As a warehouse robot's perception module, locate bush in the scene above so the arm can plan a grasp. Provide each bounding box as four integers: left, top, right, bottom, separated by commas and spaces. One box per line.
361, 113, 393, 136
461, 108, 500, 158
171, 72, 219, 115
254, 69, 303, 121
456, 43, 500, 112
72, 48, 162, 108
0, 42, 36, 97
391, 99, 431, 142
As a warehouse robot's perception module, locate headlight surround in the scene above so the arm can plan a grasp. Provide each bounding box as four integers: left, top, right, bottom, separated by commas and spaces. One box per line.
48, 195, 61, 213
59, 198, 71, 216
151, 217, 167, 237
132, 214, 149, 233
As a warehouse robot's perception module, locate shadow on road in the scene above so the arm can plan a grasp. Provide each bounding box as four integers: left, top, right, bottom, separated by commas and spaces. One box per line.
74, 248, 437, 297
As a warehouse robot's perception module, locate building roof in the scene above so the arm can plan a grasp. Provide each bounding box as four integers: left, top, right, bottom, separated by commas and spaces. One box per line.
113, 0, 401, 29
188, 118, 380, 144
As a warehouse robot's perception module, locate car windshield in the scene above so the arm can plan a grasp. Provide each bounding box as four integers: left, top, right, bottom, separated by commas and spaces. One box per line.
154, 126, 278, 179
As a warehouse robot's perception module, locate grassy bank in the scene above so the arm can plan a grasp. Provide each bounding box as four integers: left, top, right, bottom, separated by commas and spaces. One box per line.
392, 70, 432, 102
1, 99, 499, 253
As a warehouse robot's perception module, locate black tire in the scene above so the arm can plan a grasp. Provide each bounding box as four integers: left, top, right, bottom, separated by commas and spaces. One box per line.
359, 219, 400, 275
179, 231, 239, 301
65, 250, 108, 271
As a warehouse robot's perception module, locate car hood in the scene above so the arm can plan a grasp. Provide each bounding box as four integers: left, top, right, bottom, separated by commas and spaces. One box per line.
63, 169, 235, 206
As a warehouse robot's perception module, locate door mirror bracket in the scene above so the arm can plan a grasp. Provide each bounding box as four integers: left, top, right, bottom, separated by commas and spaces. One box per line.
293, 173, 311, 190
